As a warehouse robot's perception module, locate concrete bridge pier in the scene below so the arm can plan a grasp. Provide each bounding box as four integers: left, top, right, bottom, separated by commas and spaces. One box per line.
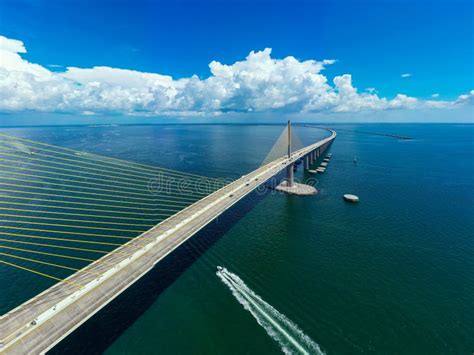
276, 120, 317, 195
0, 126, 336, 353
286, 163, 294, 186
309, 151, 314, 165
286, 120, 294, 186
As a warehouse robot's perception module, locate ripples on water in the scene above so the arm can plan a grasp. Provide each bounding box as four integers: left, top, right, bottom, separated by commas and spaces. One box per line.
0, 124, 472, 354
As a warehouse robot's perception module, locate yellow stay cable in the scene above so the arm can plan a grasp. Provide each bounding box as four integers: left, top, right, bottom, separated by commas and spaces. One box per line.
0, 187, 190, 208
0, 142, 219, 184
0, 226, 133, 240
0, 244, 131, 269
0, 209, 156, 227
0, 201, 173, 219
0, 134, 222, 182
0, 170, 202, 202
0, 244, 127, 280
0, 152, 154, 186
0, 238, 109, 253
0, 163, 209, 197
0, 218, 146, 233
0, 146, 220, 192
0, 153, 213, 196
0, 259, 83, 288
0, 206, 170, 222
0, 200, 171, 220
0, 179, 199, 204
0, 149, 155, 184
0, 244, 95, 262
0, 238, 143, 260
0, 230, 124, 245
0, 148, 218, 188
0, 189, 188, 210
0, 251, 102, 277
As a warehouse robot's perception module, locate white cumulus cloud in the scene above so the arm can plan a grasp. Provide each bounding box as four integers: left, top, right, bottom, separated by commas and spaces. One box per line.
455, 90, 474, 106
0, 35, 26, 53
0, 34, 472, 117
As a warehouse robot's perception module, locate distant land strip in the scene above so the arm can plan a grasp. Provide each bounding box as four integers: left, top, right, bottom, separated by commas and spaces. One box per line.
301, 125, 413, 140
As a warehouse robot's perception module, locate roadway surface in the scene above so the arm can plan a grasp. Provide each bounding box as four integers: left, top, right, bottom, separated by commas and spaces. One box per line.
0, 129, 336, 354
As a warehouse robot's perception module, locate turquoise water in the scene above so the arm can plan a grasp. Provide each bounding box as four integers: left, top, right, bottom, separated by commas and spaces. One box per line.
0, 124, 472, 354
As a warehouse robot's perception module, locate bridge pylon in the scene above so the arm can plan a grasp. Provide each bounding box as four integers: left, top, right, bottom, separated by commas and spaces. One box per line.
286, 120, 294, 187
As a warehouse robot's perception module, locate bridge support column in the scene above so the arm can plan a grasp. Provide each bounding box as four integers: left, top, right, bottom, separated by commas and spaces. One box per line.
286, 120, 294, 186
276, 119, 318, 195
310, 151, 314, 165
286, 164, 294, 186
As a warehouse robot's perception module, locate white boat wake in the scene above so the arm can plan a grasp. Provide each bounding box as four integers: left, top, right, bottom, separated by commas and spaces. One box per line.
216, 266, 324, 355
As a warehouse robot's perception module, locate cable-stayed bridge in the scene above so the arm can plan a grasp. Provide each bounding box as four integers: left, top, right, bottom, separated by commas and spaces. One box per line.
0, 125, 336, 353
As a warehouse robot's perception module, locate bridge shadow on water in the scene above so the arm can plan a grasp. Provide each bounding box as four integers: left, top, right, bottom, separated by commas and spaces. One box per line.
49, 182, 276, 355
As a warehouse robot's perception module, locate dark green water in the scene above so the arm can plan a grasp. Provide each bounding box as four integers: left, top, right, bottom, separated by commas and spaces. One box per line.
0, 124, 472, 354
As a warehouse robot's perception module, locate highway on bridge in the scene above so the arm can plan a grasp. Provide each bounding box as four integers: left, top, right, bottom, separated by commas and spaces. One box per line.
0, 129, 336, 354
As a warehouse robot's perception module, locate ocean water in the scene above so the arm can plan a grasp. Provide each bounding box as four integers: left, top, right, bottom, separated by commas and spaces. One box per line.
0, 124, 472, 354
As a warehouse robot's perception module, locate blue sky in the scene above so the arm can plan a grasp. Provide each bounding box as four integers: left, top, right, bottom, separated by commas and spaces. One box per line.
0, 0, 472, 124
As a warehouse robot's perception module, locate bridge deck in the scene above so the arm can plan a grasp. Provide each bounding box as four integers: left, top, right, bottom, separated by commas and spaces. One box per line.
0, 130, 336, 354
